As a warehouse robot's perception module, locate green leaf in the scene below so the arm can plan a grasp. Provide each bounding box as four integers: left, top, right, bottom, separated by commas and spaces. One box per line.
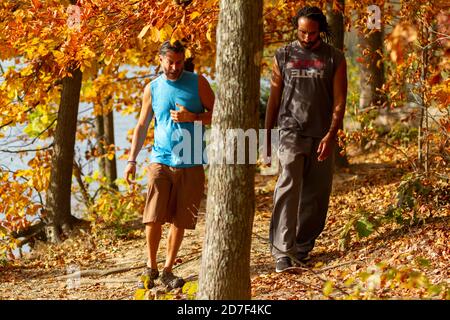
416, 257, 431, 268
355, 218, 374, 237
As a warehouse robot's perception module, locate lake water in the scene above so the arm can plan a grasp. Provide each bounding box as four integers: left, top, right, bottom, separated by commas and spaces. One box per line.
0, 83, 155, 259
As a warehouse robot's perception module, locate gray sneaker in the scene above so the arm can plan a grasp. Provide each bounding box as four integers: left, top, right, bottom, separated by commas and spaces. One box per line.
275, 257, 296, 273
137, 268, 159, 289
161, 270, 185, 290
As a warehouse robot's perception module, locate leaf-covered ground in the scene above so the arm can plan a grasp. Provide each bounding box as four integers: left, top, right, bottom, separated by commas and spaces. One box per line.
0, 145, 448, 300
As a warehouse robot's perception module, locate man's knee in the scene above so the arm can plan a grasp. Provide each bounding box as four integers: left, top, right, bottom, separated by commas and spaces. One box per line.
145, 221, 162, 232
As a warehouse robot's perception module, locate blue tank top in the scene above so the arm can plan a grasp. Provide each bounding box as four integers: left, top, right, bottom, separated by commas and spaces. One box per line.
149, 71, 205, 167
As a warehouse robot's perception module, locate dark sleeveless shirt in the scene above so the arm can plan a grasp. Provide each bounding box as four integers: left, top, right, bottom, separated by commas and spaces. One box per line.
275, 40, 344, 138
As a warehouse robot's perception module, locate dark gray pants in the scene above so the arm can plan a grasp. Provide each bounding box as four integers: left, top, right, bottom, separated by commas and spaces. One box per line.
269, 129, 334, 260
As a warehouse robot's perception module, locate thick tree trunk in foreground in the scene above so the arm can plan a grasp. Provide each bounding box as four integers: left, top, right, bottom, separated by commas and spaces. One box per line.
197, 0, 263, 300
45, 67, 82, 243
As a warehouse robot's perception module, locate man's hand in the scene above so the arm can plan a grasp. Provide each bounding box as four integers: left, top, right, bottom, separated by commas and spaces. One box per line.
317, 134, 334, 162
262, 130, 272, 166
170, 104, 198, 122
124, 163, 137, 185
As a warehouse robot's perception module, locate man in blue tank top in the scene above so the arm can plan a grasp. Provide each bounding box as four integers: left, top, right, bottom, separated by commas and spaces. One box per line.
124, 40, 215, 289
265, 6, 348, 273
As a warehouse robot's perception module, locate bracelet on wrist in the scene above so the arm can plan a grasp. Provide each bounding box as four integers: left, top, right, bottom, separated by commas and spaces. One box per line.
127, 160, 137, 165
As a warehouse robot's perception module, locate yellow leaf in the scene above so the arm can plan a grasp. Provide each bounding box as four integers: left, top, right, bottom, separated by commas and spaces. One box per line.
37, 45, 48, 56
20, 66, 33, 77
150, 27, 159, 42
159, 24, 173, 42
323, 280, 334, 296
104, 55, 113, 66
182, 281, 198, 297
313, 261, 324, 269
171, 27, 185, 43
190, 11, 201, 20
206, 25, 213, 42
138, 24, 151, 39
134, 289, 146, 300
205, 0, 217, 8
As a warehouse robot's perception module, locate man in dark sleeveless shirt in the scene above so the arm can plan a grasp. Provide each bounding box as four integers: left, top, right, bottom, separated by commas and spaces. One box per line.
265, 6, 347, 272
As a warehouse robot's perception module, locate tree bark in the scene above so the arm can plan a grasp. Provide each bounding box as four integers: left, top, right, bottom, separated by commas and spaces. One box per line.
359, 30, 385, 110
327, 0, 349, 168
95, 112, 106, 177
103, 109, 118, 189
45, 67, 82, 243
95, 96, 117, 189
197, 0, 263, 300
327, 0, 344, 50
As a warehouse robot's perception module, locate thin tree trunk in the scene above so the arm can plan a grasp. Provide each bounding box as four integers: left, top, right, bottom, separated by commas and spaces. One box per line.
95, 111, 106, 177
103, 109, 118, 189
327, 0, 344, 50
197, 0, 263, 300
418, 19, 430, 174
45, 67, 82, 243
359, 30, 385, 110
327, 0, 349, 168
95, 95, 117, 189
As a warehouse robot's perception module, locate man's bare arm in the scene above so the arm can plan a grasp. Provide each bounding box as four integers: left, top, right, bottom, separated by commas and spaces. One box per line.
128, 84, 153, 162
265, 57, 283, 131
328, 58, 347, 138
263, 57, 283, 160
317, 58, 347, 161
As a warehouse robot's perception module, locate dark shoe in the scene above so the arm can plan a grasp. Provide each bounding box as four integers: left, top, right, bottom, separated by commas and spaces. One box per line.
161, 269, 185, 290
137, 267, 159, 289
275, 257, 296, 273
293, 253, 311, 266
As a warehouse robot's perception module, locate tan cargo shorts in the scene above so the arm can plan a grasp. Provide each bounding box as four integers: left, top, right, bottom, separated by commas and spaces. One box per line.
142, 163, 205, 229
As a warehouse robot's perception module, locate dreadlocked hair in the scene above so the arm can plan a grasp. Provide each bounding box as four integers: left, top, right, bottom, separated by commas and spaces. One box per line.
291, 6, 333, 44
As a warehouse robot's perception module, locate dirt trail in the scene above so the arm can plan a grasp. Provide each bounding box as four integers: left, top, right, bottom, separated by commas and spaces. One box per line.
1, 147, 448, 300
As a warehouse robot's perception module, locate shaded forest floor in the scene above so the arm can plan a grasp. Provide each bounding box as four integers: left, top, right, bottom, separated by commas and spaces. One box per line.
1, 145, 448, 300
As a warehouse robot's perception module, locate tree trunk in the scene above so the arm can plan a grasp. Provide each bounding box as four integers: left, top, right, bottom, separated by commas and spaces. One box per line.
327, 0, 344, 50
327, 0, 349, 168
103, 109, 118, 189
197, 0, 263, 300
95, 96, 117, 189
359, 30, 385, 110
95, 112, 106, 177
45, 67, 82, 243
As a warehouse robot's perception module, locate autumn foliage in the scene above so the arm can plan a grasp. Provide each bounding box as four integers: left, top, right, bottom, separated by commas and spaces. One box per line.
0, 0, 448, 299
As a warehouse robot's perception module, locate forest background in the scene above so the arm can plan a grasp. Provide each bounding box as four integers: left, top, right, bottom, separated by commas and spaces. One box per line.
0, 0, 448, 300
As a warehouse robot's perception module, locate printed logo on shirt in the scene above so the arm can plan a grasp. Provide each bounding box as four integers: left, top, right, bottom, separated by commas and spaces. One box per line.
287, 59, 325, 78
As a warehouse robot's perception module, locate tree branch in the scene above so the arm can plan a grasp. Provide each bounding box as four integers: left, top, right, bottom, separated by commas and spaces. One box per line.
0, 143, 54, 153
